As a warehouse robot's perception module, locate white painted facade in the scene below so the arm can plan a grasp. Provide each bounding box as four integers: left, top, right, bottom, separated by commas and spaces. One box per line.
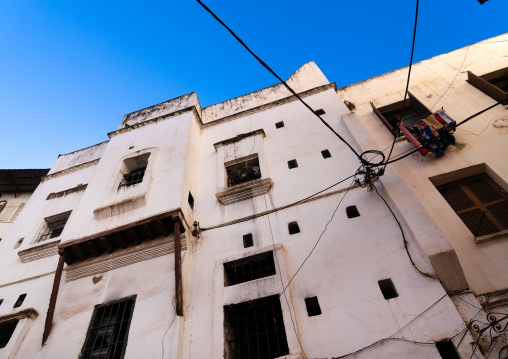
1, 34, 508, 359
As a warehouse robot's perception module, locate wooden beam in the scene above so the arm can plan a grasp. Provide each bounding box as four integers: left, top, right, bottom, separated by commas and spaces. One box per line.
115, 232, 128, 249
157, 219, 169, 237
72, 245, 87, 261
42, 255, 65, 345
143, 223, 154, 240
85, 241, 100, 257
99, 237, 115, 254
129, 228, 142, 245
173, 216, 183, 316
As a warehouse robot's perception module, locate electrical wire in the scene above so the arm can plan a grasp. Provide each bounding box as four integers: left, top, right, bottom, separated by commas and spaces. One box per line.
383, 0, 420, 171
196, 0, 360, 158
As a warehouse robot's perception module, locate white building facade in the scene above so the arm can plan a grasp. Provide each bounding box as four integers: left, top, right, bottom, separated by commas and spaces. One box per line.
0, 33, 507, 359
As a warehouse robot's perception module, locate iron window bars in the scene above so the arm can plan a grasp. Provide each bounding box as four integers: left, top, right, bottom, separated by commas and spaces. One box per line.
119, 168, 146, 188
80, 296, 136, 359
38, 215, 70, 243
226, 159, 261, 187
224, 295, 289, 359
0, 319, 19, 349
224, 251, 276, 287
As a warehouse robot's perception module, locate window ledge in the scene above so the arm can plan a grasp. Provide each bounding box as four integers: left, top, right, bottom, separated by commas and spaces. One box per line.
216, 178, 273, 205
18, 240, 61, 263
475, 229, 508, 244
0, 308, 38, 321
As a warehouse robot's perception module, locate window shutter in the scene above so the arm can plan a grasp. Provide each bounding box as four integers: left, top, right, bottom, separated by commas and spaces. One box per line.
468, 71, 508, 103
371, 102, 395, 135
0, 203, 19, 222
11, 203, 25, 221
408, 92, 432, 119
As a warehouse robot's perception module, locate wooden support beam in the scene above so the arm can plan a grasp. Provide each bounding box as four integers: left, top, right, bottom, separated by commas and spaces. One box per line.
143, 223, 154, 240
115, 232, 128, 249
72, 245, 87, 261
129, 228, 142, 245
85, 241, 100, 257
99, 237, 115, 254
157, 219, 169, 237
173, 216, 183, 316
42, 255, 65, 345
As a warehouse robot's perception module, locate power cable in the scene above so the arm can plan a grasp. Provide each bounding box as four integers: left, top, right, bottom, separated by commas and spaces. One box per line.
196, 0, 360, 158
383, 0, 420, 171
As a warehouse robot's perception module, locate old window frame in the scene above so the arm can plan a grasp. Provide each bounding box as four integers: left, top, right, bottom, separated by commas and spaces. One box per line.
467, 69, 508, 103
371, 92, 432, 137
80, 296, 136, 359
37, 211, 71, 243
223, 295, 290, 359
436, 173, 508, 238
225, 155, 262, 188
224, 251, 276, 287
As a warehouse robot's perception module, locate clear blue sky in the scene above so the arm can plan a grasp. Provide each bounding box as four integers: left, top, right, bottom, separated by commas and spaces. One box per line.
1, 0, 506, 169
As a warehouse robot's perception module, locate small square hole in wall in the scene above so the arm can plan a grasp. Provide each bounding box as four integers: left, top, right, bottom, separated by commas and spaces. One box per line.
275, 121, 284, 129
0, 299, 3, 306
378, 279, 398, 300
288, 222, 300, 235
305, 297, 322, 316
188, 192, 194, 210
314, 109, 326, 116
243, 233, 253, 248
321, 150, 331, 159
288, 159, 298, 169
346, 206, 360, 218
13, 238, 23, 249
436, 339, 460, 359
13, 294, 26, 308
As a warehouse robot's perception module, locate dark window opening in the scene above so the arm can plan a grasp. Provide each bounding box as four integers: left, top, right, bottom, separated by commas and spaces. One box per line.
275, 121, 284, 129
224, 252, 276, 287
468, 69, 508, 103
38, 212, 71, 243
436, 173, 508, 237
288, 222, 300, 235
0, 200, 6, 214
305, 297, 322, 317
0, 319, 19, 349
226, 157, 261, 187
378, 279, 398, 300
314, 109, 326, 116
119, 167, 146, 188
287, 159, 298, 169
13, 294, 26, 308
321, 150, 331, 159
0, 299, 3, 306
224, 295, 289, 359
81, 296, 136, 359
188, 192, 194, 210
13, 238, 23, 249
436, 339, 460, 359
243, 234, 253, 248
346, 206, 360, 219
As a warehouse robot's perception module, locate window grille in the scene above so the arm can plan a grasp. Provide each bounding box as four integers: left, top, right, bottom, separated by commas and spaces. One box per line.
38, 214, 70, 243
224, 295, 289, 359
226, 158, 261, 187
224, 251, 276, 287
0, 319, 19, 349
119, 167, 146, 188
436, 173, 508, 237
81, 296, 136, 359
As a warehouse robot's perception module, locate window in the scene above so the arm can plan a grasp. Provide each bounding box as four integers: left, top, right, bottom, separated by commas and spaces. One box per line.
243, 234, 253, 248
275, 121, 284, 129
436, 173, 508, 237
436, 339, 460, 359
287, 159, 298, 169
81, 296, 136, 359
188, 192, 194, 210
0, 299, 3, 306
226, 157, 261, 187
314, 109, 326, 116
224, 295, 289, 359
0, 202, 25, 223
0, 319, 19, 349
305, 297, 322, 317
378, 279, 398, 300
288, 222, 300, 235
13, 294, 26, 308
468, 69, 508, 103
118, 153, 150, 188
224, 251, 276, 287
346, 206, 360, 218
0, 201, 6, 214
321, 149, 331, 159
38, 211, 71, 243
371, 93, 431, 137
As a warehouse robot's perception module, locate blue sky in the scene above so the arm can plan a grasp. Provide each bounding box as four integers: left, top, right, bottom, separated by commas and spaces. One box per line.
1, 0, 506, 169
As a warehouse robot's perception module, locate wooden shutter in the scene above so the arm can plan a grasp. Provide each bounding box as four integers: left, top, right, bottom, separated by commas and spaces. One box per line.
408, 92, 432, 119
437, 173, 508, 237
0, 203, 19, 222
11, 203, 25, 221
467, 71, 508, 103
371, 102, 395, 135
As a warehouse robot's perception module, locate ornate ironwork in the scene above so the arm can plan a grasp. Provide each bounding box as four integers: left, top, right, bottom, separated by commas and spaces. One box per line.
470, 311, 508, 358
226, 159, 261, 187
